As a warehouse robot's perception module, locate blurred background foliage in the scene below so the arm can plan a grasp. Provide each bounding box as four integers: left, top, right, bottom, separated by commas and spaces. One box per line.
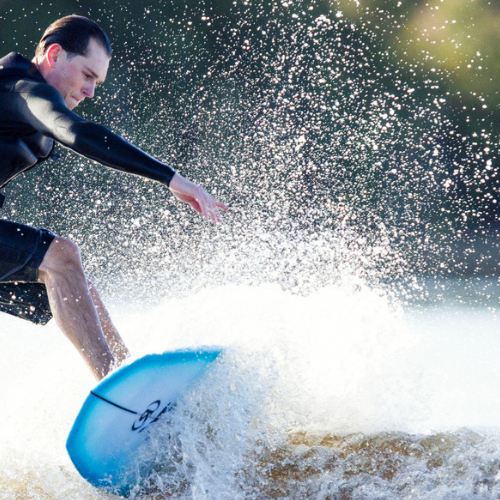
0, 0, 499, 286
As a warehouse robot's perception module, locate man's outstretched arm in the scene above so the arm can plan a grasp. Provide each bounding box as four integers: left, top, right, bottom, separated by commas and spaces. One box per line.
21, 81, 228, 221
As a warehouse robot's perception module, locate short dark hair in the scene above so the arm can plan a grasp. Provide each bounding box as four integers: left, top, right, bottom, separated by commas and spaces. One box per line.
35, 15, 112, 60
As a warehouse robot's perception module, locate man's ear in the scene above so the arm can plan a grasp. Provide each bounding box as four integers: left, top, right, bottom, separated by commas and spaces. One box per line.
45, 44, 64, 68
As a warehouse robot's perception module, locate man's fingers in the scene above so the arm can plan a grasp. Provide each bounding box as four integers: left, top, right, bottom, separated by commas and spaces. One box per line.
188, 200, 203, 214
206, 200, 220, 223
171, 178, 227, 223
197, 190, 226, 223
199, 192, 212, 221
216, 200, 230, 211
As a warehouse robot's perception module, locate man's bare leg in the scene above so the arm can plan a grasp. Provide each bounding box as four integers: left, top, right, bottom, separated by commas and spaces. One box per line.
38, 237, 125, 380
88, 280, 130, 364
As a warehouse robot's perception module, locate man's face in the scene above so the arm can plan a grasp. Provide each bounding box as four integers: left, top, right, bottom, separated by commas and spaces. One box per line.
45, 38, 110, 110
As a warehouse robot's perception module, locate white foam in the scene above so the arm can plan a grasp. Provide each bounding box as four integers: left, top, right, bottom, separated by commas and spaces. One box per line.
2, 282, 500, 498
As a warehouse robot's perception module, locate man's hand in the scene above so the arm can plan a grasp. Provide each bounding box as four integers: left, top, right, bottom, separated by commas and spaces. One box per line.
169, 173, 229, 223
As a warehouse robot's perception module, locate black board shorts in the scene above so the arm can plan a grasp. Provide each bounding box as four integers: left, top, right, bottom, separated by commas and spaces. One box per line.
0, 219, 55, 325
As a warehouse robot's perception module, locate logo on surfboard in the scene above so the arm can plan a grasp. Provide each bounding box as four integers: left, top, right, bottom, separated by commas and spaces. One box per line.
131, 400, 175, 433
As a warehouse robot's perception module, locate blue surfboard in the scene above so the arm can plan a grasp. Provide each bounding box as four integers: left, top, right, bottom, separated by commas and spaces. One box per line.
66, 347, 222, 495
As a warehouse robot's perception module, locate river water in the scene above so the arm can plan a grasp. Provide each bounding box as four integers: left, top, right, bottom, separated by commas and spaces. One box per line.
1, 277, 500, 499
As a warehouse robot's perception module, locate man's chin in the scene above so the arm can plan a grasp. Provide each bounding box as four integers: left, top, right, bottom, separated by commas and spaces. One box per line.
67, 97, 80, 109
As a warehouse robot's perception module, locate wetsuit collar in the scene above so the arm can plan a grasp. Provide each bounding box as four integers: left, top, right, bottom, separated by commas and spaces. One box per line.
0, 52, 46, 83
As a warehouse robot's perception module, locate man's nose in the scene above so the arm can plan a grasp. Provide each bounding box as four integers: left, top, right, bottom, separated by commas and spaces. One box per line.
83, 81, 96, 99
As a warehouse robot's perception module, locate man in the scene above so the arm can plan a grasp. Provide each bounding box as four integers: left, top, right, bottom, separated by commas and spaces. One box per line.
0, 15, 228, 380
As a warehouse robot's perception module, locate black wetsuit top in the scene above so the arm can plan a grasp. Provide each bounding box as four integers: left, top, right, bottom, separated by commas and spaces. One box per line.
0, 52, 175, 196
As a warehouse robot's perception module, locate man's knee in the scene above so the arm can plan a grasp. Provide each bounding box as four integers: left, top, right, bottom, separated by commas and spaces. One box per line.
39, 237, 84, 279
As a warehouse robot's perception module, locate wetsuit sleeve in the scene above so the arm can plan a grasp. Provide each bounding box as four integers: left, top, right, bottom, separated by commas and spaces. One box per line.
19, 81, 176, 186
